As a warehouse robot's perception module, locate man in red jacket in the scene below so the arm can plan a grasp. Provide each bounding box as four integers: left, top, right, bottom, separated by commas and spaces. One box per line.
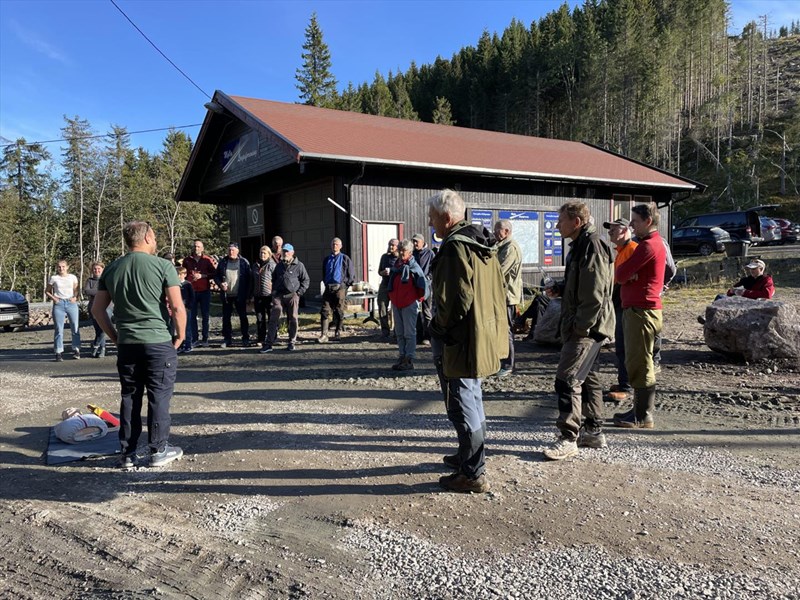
725, 259, 775, 299
612, 203, 666, 429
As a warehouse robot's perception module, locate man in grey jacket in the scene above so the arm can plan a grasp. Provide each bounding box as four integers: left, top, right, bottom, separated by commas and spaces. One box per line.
263, 244, 309, 352
544, 201, 615, 461
494, 219, 522, 377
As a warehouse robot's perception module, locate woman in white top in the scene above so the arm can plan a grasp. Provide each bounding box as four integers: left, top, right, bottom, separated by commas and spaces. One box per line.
46, 259, 81, 361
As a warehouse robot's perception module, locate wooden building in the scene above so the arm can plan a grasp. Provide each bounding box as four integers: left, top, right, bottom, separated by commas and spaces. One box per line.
176, 91, 704, 293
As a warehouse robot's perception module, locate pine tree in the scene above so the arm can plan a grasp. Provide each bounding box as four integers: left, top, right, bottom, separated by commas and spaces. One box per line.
431, 97, 455, 125
295, 12, 338, 108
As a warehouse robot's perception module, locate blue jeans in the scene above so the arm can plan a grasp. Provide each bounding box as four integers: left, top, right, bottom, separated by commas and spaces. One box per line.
432, 337, 486, 479
392, 302, 418, 359
190, 289, 211, 343
52, 299, 80, 354
116, 342, 177, 454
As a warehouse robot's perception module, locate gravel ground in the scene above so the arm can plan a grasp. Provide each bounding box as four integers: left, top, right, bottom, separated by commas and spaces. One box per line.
0, 285, 798, 599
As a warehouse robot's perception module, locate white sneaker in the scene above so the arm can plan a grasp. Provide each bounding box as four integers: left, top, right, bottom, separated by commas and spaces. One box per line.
149, 445, 183, 467
543, 436, 579, 461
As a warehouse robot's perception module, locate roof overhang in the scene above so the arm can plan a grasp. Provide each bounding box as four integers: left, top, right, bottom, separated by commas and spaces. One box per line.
299, 152, 699, 190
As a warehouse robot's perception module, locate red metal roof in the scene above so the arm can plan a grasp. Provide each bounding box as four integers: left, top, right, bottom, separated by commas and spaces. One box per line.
226, 93, 697, 190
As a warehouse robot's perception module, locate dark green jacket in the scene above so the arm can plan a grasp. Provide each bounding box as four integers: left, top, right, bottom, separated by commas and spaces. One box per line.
560, 224, 615, 341
430, 221, 509, 378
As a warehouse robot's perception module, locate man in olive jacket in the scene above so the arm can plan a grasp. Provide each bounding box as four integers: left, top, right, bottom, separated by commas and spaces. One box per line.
543, 201, 615, 461
428, 189, 508, 494
494, 219, 523, 376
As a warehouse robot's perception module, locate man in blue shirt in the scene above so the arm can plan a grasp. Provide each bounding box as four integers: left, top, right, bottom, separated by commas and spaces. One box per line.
319, 237, 355, 343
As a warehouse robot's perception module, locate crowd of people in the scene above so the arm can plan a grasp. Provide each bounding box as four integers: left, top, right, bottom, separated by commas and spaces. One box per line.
42, 191, 779, 491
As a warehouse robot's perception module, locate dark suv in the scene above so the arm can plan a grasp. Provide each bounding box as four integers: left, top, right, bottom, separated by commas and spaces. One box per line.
676, 205, 778, 244
0, 290, 29, 332
672, 226, 731, 256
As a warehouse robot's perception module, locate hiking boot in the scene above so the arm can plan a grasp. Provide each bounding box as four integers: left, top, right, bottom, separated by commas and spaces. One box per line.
496, 367, 513, 378
543, 436, 579, 461
119, 453, 136, 469
613, 412, 654, 429
333, 330, 342, 341
73, 349, 80, 360
442, 454, 460, 470
55, 353, 63, 362
697, 315, 706, 325
396, 357, 414, 371
318, 335, 329, 343
391, 356, 405, 371
287, 343, 296, 351
606, 390, 632, 402
149, 445, 183, 467
439, 472, 490, 493
259, 344, 273, 354
577, 427, 608, 449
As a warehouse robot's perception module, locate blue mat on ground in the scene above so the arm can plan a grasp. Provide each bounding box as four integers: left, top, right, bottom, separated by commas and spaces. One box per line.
46, 426, 120, 465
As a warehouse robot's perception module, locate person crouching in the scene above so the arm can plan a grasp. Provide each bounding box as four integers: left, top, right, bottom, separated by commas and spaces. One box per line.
387, 239, 428, 371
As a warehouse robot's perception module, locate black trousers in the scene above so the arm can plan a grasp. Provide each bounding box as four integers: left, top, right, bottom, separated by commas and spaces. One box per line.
116, 342, 177, 454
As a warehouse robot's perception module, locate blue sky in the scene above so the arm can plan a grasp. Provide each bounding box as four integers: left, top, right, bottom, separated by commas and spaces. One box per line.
1, 0, 798, 157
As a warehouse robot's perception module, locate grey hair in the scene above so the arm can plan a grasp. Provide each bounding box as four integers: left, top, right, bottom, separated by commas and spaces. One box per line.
427, 188, 465, 221
494, 219, 512, 232
332, 237, 342, 245
398, 239, 414, 253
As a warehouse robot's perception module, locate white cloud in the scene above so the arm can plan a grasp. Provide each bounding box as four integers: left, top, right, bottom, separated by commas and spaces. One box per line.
10, 19, 71, 65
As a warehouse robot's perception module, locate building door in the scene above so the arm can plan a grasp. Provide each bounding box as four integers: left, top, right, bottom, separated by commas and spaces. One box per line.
364, 223, 400, 290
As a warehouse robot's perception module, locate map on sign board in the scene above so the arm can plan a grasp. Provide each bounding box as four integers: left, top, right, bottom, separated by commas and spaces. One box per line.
499, 211, 539, 264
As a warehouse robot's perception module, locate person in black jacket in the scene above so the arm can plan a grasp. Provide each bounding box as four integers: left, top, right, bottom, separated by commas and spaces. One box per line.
412, 233, 435, 343
253, 245, 275, 349
214, 242, 252, 348
263, 243, 309, 352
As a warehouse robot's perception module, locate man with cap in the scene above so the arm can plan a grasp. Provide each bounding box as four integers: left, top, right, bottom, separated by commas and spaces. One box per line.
412, 233, 435, 343
264, 243, 309, 352
319, 237, 355, 343
214, 242, 252, 348
603, 217, 638, 403
723, 259, 775, 299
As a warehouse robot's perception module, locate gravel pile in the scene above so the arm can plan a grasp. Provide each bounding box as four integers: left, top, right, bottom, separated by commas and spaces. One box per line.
342, 521, 800, 600
201, 496, 282, 538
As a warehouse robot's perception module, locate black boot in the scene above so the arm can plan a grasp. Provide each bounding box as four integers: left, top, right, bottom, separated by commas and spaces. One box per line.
613, 386, 655, 429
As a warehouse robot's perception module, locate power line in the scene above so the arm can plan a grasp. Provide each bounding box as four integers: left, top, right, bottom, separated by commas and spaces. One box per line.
0, 124, 202, 149
109, 0, 211, 99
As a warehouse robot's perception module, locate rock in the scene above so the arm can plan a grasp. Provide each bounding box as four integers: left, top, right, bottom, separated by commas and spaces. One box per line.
702, 296, 800, 362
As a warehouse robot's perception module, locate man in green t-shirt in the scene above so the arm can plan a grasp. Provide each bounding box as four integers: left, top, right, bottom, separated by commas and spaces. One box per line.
92, 221, 186, 469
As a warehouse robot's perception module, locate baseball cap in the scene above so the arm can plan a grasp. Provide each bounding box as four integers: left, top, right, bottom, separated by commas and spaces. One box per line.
411, 233, 425, 242
283, 243, 294, 252
745, 259, 765, 269
228, 241, 239, 248
603, 218, 630, 229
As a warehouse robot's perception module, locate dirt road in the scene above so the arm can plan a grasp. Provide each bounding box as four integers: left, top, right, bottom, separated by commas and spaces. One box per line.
0, 286, 798, 599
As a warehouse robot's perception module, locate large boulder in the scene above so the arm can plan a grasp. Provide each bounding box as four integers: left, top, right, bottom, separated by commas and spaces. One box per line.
703, 296, 800, 362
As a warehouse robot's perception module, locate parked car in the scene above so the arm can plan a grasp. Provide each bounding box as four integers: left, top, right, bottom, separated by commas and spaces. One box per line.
676, 205, 778, 244
759, 217, 782, 245
0, 290, 29, 332
671, 226, 732, 256
772, 218, 799, 244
